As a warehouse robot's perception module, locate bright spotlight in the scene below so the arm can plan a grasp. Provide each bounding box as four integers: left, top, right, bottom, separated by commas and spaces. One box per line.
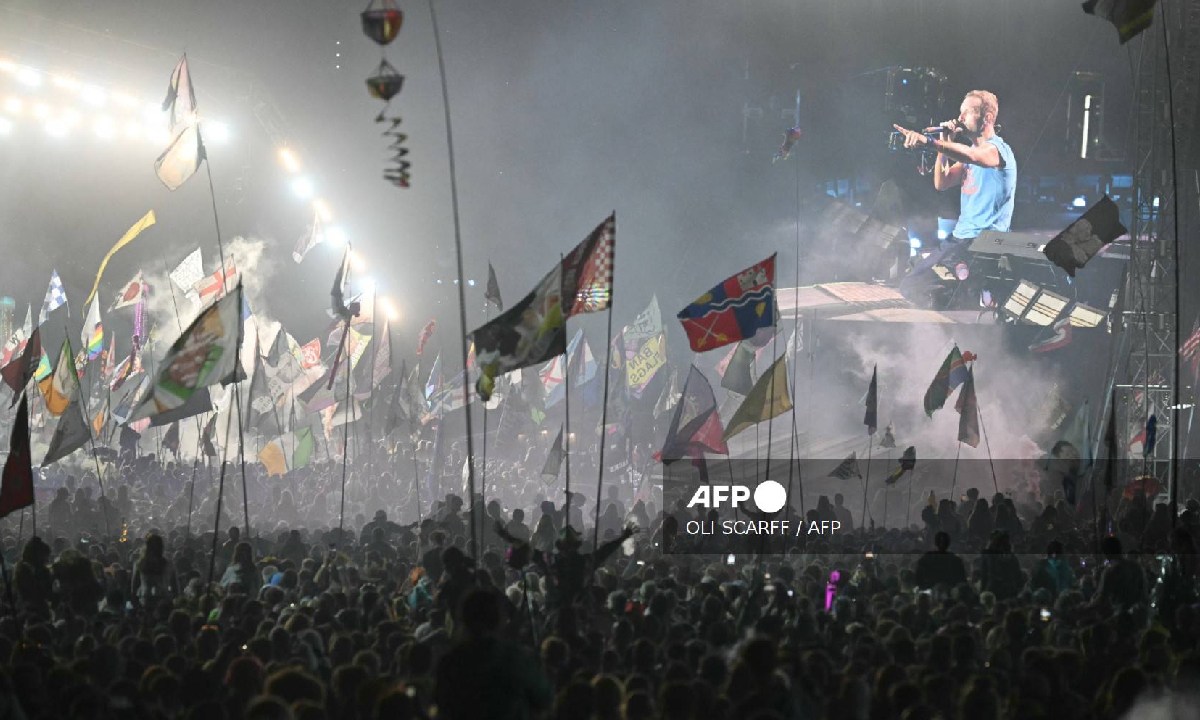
124, 121, 142, 139
0, 118, 12, 136
348, 250, 368, 273
80, 84, 106, 106
94, 116, 116, 140
277, 147, 301, 173
111, 92, 139, 109
467, 279, 476, 287
325, 226, 348, 246
360, 276, 377, 291
3, 97, 22, 114
204, 120, 230, 144
52, 75, 81, 92
313, 198, 333, 223
1071, 195, 1087, 209
16, 68, 41, 87
381, 297, 399, 321
32, 103, 50, 119
292, 177, 315, 199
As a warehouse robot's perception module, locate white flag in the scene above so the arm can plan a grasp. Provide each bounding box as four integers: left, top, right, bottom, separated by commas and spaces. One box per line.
170, 248, 204, 303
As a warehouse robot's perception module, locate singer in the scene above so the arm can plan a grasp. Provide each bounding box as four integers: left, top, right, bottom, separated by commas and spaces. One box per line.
893, 90, 1017, 245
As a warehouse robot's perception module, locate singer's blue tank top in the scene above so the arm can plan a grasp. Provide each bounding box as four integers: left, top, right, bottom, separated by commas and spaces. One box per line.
951, 135, 1016, 240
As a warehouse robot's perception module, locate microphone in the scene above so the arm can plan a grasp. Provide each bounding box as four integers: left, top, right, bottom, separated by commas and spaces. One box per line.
922, 120, 965, 135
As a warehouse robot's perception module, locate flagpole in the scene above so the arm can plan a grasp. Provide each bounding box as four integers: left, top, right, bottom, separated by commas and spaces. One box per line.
971, 363, 1000, 496
786, 108, 805, 527
593, 298, 616, 552
185, 420, 204, 539
764, 328, 781, 516
339, 327, 353, 542
949, 439, 963, 503
207, 396, 238, 587
861, 435, 873, 531
561, 255, 574, 531
58, 330, 111, 540
480, 301, 490, 547
427, 0, 479, 561
882, 449, 892, 529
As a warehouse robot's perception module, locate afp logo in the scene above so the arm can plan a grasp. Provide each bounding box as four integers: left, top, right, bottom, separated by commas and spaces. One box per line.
686, 479, 788, 513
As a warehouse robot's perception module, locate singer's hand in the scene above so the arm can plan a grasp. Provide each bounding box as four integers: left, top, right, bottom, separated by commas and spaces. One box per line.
892, 124, 929, 150
938, 119, 961, 134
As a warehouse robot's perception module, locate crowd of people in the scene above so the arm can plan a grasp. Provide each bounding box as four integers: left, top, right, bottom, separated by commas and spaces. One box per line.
0, 445, 1199, 720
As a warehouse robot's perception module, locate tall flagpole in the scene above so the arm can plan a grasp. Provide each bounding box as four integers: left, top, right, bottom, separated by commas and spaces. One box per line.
593, 306, 617, 552
428, 0, 478, 560
202, 131, 251, 541
560, 255, 574, 529
861, 435, 873, 531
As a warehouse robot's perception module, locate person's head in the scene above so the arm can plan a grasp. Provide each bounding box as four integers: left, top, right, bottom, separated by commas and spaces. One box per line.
834, 493, 845, 507
233, 541, 254, 568
1046, 540, 1064, 558
1102, 535, 1123, 559
960, 90, 999, 135
934, 531, 951, 552
145, 533, 165, 559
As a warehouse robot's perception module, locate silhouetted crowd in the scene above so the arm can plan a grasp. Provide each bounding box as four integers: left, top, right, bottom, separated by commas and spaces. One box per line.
1, 455, 1199, 720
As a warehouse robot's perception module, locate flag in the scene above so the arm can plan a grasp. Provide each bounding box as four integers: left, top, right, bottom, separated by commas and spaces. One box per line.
83, 211, 158, 305
1182, 317, 1200, 381
193, 257, 237, 303
880, 423, 897, 449
425, 353, 442, 399
485, 262, 504, 311
372, 319, 392, 387
1082, 0, 1156, 44
626, 334, 667, 398
38, 340, 77, 417
1144, 414, 1157, 457
1030, 317, 1073, 353
864, 365, 878, 435
155, 56, 206, 190
130, 284, 244, 423
416, 319, 436, 356
170, 248, 204, 297
43, 393, 91, 466
885, 446, 917, 485
956, 367, 980, 448
1063, 401, 1094, 474
109, 271, 147, 311
38, 270, 68, 326
201, 413, 218, 457
540, 354, 567, 407
1, 327, 40, 402
1042, 195, 1128, 277
299, 338, 323, 369
293, 211, 324, 263
111, 376, 149, 426
471, 263, 566, 401
722, 355, 793, 440
162, 422, 182, 457
923, 346, 974, 417
563, 213, 615, 316
541, 427, 565, 478
625, 297, 664, 347
0, 395, 33, 518
81, 295, 104, 360
677, 254, 775, 352
150, 386, 213, 427
258, 426, 315, 476
92, 407, 107, 437
653, 367, 680, 419
659, 364, 728, 462
720, 342, 756, 395
829, 452, 862, 480
574, 335, 598, 385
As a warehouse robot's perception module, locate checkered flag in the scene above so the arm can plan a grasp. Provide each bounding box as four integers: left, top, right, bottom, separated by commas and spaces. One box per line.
566, 212, 615, 317
38, 270, 68, 326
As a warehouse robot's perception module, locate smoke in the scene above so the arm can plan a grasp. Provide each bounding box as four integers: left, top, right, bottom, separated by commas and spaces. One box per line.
1120, 693, 1200, 720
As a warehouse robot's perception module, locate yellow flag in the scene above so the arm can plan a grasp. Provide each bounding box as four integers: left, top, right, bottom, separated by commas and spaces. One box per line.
38, 341, 76, 417
85, 210, 157, 305
258, 439, 288, 476
722, 355, 793, 441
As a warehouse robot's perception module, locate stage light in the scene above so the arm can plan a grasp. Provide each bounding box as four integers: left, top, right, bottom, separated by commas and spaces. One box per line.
0, 59, 15, 74
467, 279, 476, 287
51, 74, 81, 92
292, 177, 315, 199
1169, 403, 1195, 410
381, 297, 399, 321
1067, 303, 1105, 328
349, 250, 367, 273
277, 147, 301, 173
16, 68, 41, 87
313, 198, 333, 222
325, 226, 348, 246
1072, 195, 1087, 208
1025, 288, 1069, 326
94, 116, 116, 140
204, 120, 230, 144
908, 236, 922, 250
1003, 280, 1038, 319
4, 97, 22, 114
80, 84, 106, 106
111, 92, 139, 109
32, 103, 50, 119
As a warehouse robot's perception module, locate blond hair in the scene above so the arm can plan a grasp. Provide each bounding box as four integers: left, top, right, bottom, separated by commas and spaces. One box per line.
966, 90, 999, 126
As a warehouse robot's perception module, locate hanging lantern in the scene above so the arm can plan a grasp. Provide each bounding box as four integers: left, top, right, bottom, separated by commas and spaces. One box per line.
366, 59, 405, 101
361, 0, 403, 46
